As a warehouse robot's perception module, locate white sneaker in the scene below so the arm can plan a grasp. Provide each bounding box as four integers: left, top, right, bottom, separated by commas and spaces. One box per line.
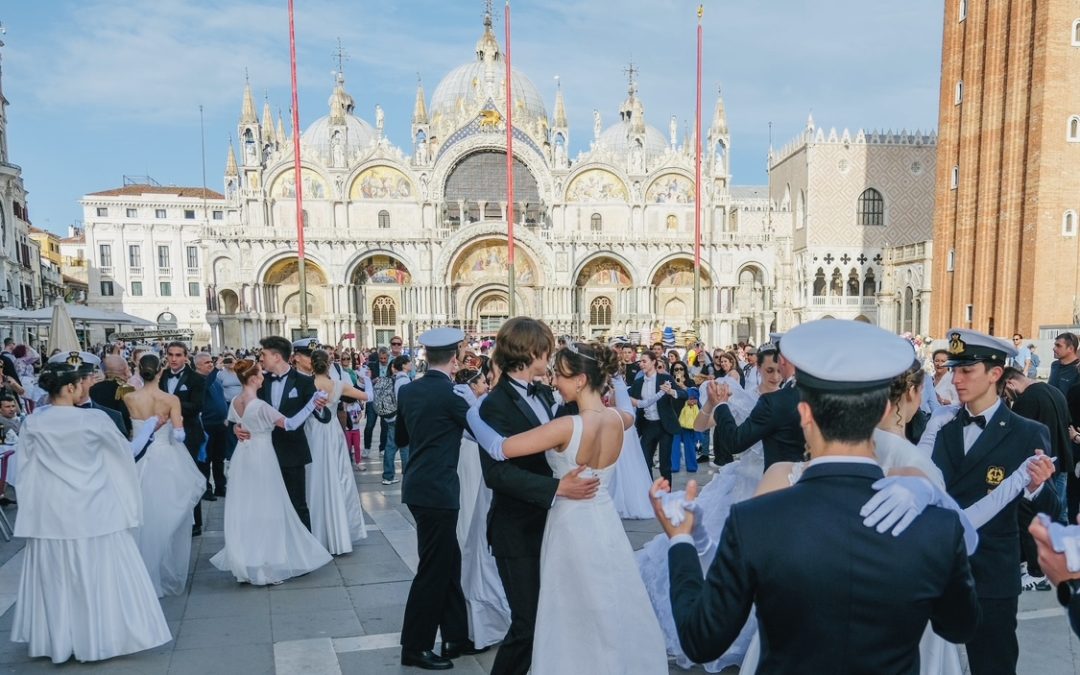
1021, 573, 1051, 591
381, 478, 399, 486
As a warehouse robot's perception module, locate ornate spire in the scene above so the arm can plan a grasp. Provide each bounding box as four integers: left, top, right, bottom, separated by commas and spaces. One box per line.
413, 74, 428, 125
476, 1, 501, 63
553, 75, 567, 128
619, 60, 641, 123
276, 109, 287, 146
711, 85, 728, 136
327, 71, 355, 124
261, 96, 275, 144
225, 140, 238, 177
239, 79, 258, 124
806, 110, 815, 132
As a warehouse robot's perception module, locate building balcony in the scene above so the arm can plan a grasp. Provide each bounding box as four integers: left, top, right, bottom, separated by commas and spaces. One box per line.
186, 267, 200, 277
100, 266, 113, 276
808, 296, 876, 308
158, 267, 172, 276
129, 266, 143, 276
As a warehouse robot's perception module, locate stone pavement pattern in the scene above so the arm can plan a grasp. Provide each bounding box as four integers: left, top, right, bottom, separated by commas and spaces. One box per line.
1, 441, 1079, 674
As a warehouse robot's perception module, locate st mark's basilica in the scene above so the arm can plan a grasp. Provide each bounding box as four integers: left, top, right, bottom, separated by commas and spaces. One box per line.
198, 10, 936, 349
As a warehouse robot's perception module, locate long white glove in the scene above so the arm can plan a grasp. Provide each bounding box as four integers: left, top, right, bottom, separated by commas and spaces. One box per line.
862, 476, 979, 555
964, 455, 1051, 529
283, 390, 329, 431
453, 383, 479, 407
654, 488, 712, 554
1043, 517, 1080, 572
635, 390, 667, 409
467, 405, 508, 461
612, 376, 634, 415
171, 427, 186, 445
362, 376, 375, 402
129, 419, 157, 459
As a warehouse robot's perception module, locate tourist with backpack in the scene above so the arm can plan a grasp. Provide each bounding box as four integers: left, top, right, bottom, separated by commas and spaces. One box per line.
378, 355, 414, 485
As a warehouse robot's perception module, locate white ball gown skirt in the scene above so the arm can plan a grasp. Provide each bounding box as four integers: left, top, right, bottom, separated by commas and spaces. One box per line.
456, 437, 511, 648
12, 530, 172, 663
210, 430, 332, 585
133, 421, 206, 597
304, 414, 367, 555
607, 423, 656, 519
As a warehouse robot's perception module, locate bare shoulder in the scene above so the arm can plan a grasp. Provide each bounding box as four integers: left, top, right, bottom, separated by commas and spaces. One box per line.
755, 462, 797, 497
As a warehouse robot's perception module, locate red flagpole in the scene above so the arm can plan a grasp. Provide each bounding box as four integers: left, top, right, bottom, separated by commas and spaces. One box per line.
504, 0, 517, 316
693, 5, 703, 332
288, 0, 308, 332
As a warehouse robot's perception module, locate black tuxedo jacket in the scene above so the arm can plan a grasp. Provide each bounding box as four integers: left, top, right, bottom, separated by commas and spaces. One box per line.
396, 369, 471, 509
669, 461, 979, 674
713, 383, 804, 468
256, 368, 327, 468
628, 373, 687, 436
78, 400, 126, 438
88, 380, 133, 435
159, 366, 205, 457
476, 376, 560, 558
932, 402, 1060, 598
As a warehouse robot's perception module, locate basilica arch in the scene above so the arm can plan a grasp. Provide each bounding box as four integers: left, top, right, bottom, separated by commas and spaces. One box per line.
649, 256, 713, 334
573, 253, 634, 337
259, 256, 329, 340
447, 238, 540, 333
346, 251, 415, 348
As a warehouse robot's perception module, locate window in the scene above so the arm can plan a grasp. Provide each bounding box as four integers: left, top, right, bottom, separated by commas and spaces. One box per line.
100, 280, 114, 296
951, 166, 960, 188
857, 188, 884, 226
130, 281, 143, 296
1072, 19, 1080, 45
1069, 116, 1080, 142
590, 213, 603, 232
126, 208, 137, 218
589, 296, 613, 326
157, 245, 170, 269
188, 281, 200, 296
155, 208, 166, 219
378, 210, 390, 229
955, 80, 963, 104
184, 209, 196, 219
98, 243, 112, 268
947, 249, 956, 271
1065, 210, 1077, 236
159, 281, 172, 297
128, 244, 141, 268
212, 210, 224, 220
372, 296, 396, 325
959, 0, 966, 21
965, 304, 973, 323
95, 207, 108, 217
186, 246, 199, 270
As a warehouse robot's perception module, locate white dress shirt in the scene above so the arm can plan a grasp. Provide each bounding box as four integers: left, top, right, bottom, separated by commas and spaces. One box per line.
269, 368, 291, 409
165, 369, 184, 394
508, 375, 551, 422
961, 399, 1002, 453
641, 374, 660, 421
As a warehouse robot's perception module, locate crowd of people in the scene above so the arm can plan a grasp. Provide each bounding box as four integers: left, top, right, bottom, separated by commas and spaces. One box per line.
4, 322, 1080, 673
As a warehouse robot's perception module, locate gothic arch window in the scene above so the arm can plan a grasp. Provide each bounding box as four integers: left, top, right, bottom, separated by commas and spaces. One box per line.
589, 296, 613, 326
1064, 210, 1077, 237
902, 287, 915, 334
955, 80, 963, 104
372, 295, 396, 326
862, 268, 876, 297
857, 188, 885, 226
959, 0, 966, 21
1072, 19, 1080, 45
847, 268, 860, 296
590, 213, 602, 232
378, 210, 390, 229
812, 268, 826, 297
951, 166, 960, 189
666, 214, 678, 231
1069, 116, 1080, 142
797, 189, 806, 229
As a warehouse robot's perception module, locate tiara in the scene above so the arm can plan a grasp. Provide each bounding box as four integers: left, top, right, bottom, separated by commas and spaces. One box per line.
565, 341, 598, 361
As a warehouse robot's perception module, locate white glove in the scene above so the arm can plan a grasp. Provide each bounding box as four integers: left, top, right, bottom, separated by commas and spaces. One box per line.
860, 476, 936, 535
635, 390, 666, 409
612, 376, 633, 415
466, 405, 508, 461
654, 488, 691, 527
453, 383, 479, 407
282, 390, 328, 431
171, 427, 186, 445
684, 500, 713, 554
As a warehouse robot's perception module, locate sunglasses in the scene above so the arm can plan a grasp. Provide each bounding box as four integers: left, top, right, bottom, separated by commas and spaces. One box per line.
391, 342, 402, 346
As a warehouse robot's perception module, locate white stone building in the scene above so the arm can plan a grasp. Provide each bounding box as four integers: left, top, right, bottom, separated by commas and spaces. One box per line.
81, 184, 226, 342
203, 12, 787, 350
768, 117, 937, 334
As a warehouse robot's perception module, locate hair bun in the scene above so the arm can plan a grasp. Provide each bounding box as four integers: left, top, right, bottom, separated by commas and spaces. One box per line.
592, 343, 620, 380
234, 358, 262, 384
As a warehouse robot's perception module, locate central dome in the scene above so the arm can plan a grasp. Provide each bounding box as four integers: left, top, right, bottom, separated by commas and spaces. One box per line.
597, 121, 668, 159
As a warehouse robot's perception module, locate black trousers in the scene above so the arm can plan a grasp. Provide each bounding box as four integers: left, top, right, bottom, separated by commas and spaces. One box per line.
204, 422, 229, 494
280, 465, 310, 530
491, 555, 541, 675
639, 420, 673, 483
363, 402, 388, 452
965, 596, 1019, 675
1068, 471, 1080, 523
401, 505, 467, 651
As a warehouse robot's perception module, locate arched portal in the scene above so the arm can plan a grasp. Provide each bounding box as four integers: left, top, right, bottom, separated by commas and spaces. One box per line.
652, 259, 711, 333
261, 257, 328, 340
348, 253, 413, 347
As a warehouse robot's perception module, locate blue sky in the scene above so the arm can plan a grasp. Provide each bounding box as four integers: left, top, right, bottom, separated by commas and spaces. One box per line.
2, 0, 944, 235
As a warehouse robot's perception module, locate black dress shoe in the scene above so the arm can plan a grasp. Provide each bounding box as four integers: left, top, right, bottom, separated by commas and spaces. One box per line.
400, 649, 453, 670
191, 525, 202, 537
441, 640, 488, 658
213, 487, 227, 497
202, 489, 217, 502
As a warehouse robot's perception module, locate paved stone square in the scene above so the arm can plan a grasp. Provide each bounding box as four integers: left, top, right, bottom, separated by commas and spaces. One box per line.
1, 445, 1079, 674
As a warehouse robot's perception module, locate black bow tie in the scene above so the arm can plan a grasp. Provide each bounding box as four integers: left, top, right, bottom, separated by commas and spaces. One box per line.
959, 409, 987, 429
511, 378, 539, 398
267, 373, 285, 383
169, 371, 182, 379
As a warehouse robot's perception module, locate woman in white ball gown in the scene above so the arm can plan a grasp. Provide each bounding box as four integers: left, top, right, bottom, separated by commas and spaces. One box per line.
122, 353, 205, 597
467, 342, 666, 675
12, 363, 171, 663
210, 358, 332, 585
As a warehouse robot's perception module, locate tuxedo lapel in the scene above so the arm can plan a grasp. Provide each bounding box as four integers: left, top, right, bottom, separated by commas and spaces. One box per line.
500, 378, 543, 429
955, 405, 1012, 482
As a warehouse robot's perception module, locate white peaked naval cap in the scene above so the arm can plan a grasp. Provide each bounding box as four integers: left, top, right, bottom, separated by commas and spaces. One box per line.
781, 319, 916, 392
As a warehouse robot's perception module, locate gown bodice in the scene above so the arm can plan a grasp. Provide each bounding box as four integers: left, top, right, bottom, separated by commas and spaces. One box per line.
227, 398, 279, 435
544, 414, 620, 492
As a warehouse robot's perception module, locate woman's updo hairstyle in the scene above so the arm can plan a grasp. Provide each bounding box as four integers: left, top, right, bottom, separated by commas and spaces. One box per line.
553, 342, 619, 390
38, 363, 81, 396
455, 367, 482, 386
310, 350, 330, 375
138, 353, 161, 383
887, 359, 926, 407
234, 358, 262, 385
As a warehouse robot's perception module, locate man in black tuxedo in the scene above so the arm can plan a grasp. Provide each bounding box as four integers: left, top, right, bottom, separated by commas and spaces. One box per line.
243, 336, 330, 530
629, 351, 686, 483
475, 318, 598, 675
698, 342, 804, 468
160, 342, 210, 499
396, 327, 486, 670
932, 329, 1061, 675
660, 319, 980, 674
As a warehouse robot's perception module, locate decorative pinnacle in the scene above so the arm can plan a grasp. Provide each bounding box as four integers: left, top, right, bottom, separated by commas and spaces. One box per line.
333, 38, 349, 75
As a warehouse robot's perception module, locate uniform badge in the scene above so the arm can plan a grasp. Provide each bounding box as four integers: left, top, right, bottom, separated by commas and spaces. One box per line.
986, 466, 1005, 487
948, 332, 966, 355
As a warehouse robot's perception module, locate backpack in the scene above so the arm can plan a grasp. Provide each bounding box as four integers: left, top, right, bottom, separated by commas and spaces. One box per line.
372, 376, 398, 417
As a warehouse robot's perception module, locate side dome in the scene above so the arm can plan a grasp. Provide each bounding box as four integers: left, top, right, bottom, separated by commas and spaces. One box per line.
300, 114, 377, 152
597, 121, 669, 159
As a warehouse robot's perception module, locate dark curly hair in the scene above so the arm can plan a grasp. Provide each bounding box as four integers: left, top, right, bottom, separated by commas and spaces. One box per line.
552, 342, 619, 391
